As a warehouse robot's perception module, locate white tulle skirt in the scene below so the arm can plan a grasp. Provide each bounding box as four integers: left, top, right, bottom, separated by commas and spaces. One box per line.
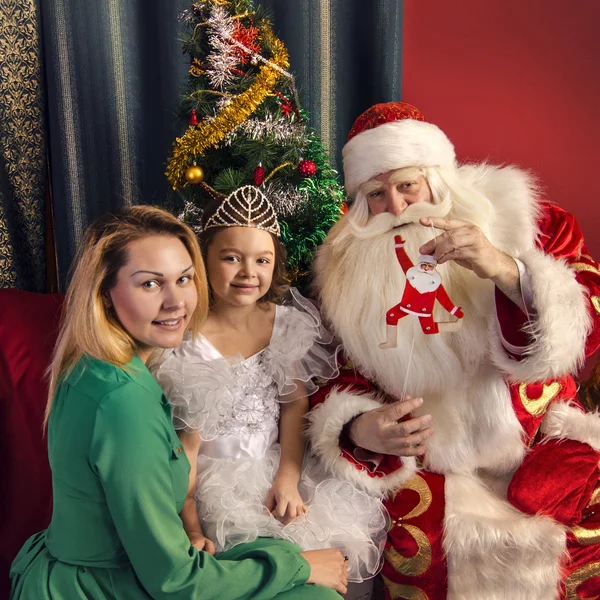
196, 445, 389, 583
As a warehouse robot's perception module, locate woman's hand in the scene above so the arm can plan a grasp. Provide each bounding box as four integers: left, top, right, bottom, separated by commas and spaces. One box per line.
188, 532, 216, 555
265, 472, 307, 525
301, 549, 348, 595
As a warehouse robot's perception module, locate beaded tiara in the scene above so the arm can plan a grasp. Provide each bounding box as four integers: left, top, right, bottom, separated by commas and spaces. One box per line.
203, 185, 281, 237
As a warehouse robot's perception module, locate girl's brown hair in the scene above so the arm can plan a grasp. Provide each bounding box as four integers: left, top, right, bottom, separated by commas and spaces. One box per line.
45, 205, 209, 425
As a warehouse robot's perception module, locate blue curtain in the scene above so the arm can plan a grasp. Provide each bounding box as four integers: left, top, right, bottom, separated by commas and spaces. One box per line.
38, 0, 191, 289
260, 0, 403, 167
4, 0, 403, 290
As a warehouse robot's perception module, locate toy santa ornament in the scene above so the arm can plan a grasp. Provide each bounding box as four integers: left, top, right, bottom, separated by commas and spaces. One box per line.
381, 235, 463, 348
308, 101, 600, 599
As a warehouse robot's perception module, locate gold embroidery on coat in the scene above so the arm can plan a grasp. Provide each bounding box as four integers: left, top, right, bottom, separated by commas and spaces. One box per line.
382, 575, 428, 599
391, 475, 433, 519
384, 527, 432, 576
589, 487, 600, 507
571, 262, 600, 276
591, 296, 600, 315
386, 476, 433, 577
571, 523, 600, 546
518, 382, 561, 417
565, 561, 600, 599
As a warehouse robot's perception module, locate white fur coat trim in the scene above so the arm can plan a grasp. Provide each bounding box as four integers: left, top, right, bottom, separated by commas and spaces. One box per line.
541, 402, 600, 451
306, 387, 417, 496
343, 120, 456, 197
489, 247, 591, 383
444, 473, 565, 600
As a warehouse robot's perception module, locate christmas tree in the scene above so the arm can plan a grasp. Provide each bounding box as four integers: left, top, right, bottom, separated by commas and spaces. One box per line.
166, 0, 345, 281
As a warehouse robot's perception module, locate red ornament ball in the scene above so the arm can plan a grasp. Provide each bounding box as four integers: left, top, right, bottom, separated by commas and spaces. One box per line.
253, 164, 265, 186
297, 159, 317, 178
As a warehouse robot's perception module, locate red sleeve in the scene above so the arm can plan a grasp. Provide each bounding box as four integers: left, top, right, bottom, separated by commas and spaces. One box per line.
435, 284, 459, 315
394, 244, 415, 275
496, 201, 600, 359
508, 438, 600, 526
310, 358, 405, 478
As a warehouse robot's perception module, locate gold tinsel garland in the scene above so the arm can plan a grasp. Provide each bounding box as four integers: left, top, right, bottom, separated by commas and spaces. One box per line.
166, 30, 289, 189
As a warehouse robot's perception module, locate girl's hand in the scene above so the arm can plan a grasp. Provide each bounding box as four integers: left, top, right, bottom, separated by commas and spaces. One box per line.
301, 549, 348, 596
265, 473, 307, 525
189, 532, 216, 555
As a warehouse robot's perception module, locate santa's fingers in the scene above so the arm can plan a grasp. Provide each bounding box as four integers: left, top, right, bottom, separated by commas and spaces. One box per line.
389, 429, 433, 456
419, 227, 476, 259
380, 396, 424, 421
434, 241, 480, 265
420, 216, 472, 232
389, 414, 433, 439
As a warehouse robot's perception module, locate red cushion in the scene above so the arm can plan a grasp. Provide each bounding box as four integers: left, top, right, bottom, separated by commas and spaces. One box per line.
0, 290, 63, 598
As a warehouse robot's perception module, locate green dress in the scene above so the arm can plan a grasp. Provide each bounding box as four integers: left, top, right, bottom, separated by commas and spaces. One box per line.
10, 355, 339, 599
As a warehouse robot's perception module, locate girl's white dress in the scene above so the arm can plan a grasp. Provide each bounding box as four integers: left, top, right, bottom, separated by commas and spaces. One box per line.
153, 290, 389, 582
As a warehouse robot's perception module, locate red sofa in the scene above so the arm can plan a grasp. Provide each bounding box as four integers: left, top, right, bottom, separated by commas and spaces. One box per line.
0, 289, 64, 600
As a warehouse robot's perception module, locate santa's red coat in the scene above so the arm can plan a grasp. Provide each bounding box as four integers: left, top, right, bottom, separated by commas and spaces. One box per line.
309, 184, 600, 600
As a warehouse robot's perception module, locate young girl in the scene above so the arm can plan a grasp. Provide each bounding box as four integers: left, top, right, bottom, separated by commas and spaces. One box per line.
153, 186, 389, 583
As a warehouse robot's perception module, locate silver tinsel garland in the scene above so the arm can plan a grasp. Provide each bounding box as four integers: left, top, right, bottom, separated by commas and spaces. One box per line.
178, 199, 204, 235
263, 181, 309, 218
205, 6, 237, 90
223, 112, 308, 147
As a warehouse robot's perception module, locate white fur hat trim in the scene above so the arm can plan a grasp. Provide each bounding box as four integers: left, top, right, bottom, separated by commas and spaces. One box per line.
342, 120, 456, 197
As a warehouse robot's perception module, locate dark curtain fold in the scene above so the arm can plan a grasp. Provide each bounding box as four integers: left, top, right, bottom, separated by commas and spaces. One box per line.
261, 0, 403, 167
38, 0, 191, 289
30, 0, 403, 290
0, 0, 47, 292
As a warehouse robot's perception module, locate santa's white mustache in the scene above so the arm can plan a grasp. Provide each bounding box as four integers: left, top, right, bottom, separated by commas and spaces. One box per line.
348, 194, 452, 239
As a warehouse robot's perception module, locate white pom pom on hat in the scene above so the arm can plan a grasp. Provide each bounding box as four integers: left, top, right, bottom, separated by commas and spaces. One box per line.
342, 102, 456, 198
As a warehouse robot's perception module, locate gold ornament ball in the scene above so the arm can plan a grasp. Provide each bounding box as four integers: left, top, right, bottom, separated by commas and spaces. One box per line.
185, 165, 204, 184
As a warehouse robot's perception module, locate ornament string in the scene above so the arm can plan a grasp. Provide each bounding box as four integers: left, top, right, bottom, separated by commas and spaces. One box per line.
399, 335, 416, 403
398, 222, 434, 403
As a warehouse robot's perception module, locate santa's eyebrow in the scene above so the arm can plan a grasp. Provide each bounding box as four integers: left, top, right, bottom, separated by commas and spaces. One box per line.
360, 180, 384, 194
389, 168, 424, 185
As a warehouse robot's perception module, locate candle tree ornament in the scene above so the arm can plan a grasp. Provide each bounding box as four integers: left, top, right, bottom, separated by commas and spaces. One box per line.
166, 0, 345, 279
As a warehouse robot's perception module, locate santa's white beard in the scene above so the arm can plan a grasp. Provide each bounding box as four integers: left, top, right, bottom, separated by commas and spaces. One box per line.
408, 266, 441, 293
316, 216, 496, 400
316, 220, 527, 473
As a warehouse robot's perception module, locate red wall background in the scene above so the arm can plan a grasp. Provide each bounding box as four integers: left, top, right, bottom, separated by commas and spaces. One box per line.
403, 0, 600, 375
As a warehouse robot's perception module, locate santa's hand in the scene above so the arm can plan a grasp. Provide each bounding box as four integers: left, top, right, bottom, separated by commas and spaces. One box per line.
348, 396, 433, 457
418, 216, 521, 306
394, 234, 405, 246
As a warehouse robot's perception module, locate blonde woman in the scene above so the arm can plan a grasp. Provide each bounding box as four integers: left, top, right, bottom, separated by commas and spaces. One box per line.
9, 206, 346, 599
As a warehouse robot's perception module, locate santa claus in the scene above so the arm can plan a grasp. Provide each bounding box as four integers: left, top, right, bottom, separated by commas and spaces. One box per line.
307, 102, 600, 599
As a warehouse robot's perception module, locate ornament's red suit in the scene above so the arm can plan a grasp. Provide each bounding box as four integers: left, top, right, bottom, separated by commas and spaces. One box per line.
309, 186, 600, 599
386, 239, 463, 334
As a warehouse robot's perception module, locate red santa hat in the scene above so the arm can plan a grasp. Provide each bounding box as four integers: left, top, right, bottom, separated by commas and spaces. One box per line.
342, 102, 456, 197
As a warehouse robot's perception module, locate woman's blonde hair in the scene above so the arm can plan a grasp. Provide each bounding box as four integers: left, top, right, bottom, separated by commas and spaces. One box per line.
45, 205, 208, 425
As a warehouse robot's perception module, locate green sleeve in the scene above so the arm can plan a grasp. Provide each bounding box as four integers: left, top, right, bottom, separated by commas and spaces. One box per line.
89, 382, 310, 599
